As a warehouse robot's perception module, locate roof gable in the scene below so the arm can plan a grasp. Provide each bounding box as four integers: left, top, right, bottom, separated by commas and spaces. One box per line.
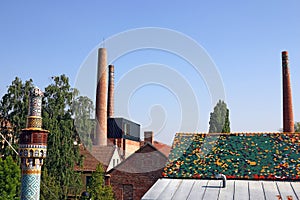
92, 145, 121, 171
74, 146, 99, 172
140, 140, 172, 157
108, 142, 167, 174
163, 133, 300, 180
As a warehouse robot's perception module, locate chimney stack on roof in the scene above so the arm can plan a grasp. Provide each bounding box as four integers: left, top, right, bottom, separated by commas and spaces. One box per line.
95, 48, 108, 146
282, 51, 295, 133
144, 131, 154, 144
107, 64, 115, 118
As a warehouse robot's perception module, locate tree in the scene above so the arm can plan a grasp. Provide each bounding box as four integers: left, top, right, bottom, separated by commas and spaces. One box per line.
294, 122, 300, 132
0, 75, 96, 199
209, 100, 230, 133
42, 75, 82, 199
40, 169, 60, 200
221, 109, 230, 133
0, 77, 33, 159
87, 164, 114, 200
0, 156, 21, 200
72, 96, 95, 150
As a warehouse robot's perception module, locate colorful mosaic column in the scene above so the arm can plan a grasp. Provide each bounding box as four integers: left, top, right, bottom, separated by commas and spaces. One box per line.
19, 87, 48, 200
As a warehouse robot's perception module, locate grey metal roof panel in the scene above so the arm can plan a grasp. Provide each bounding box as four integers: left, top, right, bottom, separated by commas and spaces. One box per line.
291, 182, 300, 199
202, 180, 221, 200
141, 179, 300, 200
234, 180, 249, 200
156, 179, 182, 200
186, 179, 208, 200
172, 179, 196, 200
277, 182, 298, 200
218, 180, 234, 200
262, 181, 280, 200
142, 178, 171, 200
249, 181, 265, 200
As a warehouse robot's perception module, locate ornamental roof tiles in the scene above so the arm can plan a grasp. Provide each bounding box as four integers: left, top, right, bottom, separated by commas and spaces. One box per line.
163, 133, 300, 180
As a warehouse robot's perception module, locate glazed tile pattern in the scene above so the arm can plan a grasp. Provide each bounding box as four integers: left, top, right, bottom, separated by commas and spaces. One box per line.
28, 88, 43, 116
26, 117, 42, 129
20, 87, 48, 200
20, 174, 41, 200
163, 133, 300, 180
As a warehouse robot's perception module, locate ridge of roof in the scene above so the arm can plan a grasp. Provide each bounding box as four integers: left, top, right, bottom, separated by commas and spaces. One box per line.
74, 146, 100, 172
107, 142, 167, 174
91, 145, 119, 166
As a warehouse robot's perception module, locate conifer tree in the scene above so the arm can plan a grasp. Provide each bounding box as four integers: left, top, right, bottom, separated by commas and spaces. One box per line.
221, 109, 230, 133
209, 100, 231, 133
87, 164, 114, 200
0, 156, 21, 200
40, 169, 60, 200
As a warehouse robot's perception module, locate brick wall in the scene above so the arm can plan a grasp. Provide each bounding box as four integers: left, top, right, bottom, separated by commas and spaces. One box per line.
109, 169, 163, 200
108, 144, 167, 200
124, 139, 140, 158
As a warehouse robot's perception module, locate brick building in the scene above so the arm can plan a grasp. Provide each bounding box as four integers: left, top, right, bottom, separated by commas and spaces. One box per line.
107, 142, 168, 200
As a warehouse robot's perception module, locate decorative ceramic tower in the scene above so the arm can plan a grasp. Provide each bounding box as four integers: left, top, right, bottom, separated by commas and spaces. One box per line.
19, 87, 48, 200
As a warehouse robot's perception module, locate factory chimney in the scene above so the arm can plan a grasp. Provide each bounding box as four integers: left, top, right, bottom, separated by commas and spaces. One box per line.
95, 48, 108, 146
282, 51, 295, 133
107, 64, 114, 118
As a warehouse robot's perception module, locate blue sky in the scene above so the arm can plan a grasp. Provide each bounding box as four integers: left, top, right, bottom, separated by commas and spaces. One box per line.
1, 1, 300, 144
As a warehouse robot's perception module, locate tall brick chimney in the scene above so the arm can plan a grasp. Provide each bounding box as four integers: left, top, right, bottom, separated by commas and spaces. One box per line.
95, 48, 108, 146
282, 51, 295, 133
107, 64, 114, 118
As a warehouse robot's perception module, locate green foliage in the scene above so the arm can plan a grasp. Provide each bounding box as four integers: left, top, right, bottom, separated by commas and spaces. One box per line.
40, 169, 60, 200
0, 75, 96, 199
209, 100, 230, 133
0, 156, 21, 200
221, 109, 230, 133
87, 164, 114, 200
0, 77, 33, 159
42, 75, 82, 199
72, 96, 95, 150
294, 122, 300, 132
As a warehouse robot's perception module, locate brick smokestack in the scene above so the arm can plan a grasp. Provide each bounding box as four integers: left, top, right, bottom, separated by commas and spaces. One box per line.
107, 65, 114, 118
95, 48, 108, 146
282, 51, 295, 133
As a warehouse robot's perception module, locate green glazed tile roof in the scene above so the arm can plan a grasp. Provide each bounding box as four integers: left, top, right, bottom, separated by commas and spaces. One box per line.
163, 133, 300, 180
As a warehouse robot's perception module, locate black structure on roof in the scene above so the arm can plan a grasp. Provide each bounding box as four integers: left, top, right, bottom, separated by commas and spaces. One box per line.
107, 117, 140, 142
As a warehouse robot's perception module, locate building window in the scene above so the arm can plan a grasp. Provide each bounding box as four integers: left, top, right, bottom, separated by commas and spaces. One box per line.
123, 123, 130, 135
123, 184, 133, 200
86, 176, 92, 188
113, 159, 115, 167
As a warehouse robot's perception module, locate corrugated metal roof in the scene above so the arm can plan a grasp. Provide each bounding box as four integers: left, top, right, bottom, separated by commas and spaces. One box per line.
142, 179, 300, 200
